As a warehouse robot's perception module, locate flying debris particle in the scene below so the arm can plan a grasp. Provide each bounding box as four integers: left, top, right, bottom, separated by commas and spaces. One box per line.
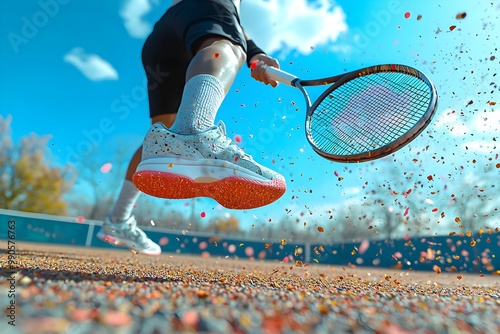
234, 134, 242, 143
404, 12, 411, 19
317, 226, 324, 233
100, 162, 112, 174
359, 240, 370, 254
214, 53, 220, 58
432, 208, 439, 212
281, 238, 287, 246
449, 25, 457, 31
455, 12, 467, 19
417, 15, 422, 20
76, 216, 85, 223
403, 207, 410, 217
200, 212, 206, 218
245, 246, 254, 257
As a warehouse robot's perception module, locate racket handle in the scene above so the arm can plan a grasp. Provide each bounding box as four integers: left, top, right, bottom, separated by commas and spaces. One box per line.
264, 66, 298, 86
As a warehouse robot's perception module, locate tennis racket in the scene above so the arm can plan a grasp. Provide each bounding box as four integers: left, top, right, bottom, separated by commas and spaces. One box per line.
263, 63, 438, 163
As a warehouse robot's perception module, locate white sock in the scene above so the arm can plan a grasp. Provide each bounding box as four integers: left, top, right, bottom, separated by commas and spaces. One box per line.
110, 180, 141, 223
169, 74, 225, 134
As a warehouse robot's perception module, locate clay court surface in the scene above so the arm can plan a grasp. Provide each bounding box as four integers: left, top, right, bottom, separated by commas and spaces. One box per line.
1, 242, 499, 333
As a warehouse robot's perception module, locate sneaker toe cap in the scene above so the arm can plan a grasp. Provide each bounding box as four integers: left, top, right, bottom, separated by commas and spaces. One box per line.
259, 164, 285, 183
144, 241, 162, 255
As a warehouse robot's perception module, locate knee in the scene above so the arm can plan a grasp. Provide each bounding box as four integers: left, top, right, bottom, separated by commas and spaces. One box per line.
230, 42, 246, 69
217, 40, 245, 72
213, 40, 246, 70
195, 37, 246, 69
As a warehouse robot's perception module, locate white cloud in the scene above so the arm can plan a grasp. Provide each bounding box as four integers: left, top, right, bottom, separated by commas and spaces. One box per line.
462, 140, 497, 153
64, 48, 119, 81
329, 44, 352, 54
434, 109, 469, 136
470, 110, 500, 135
435, 108, 500, 137
434, 107, 499, 153
120, 0, 158, 38
240, 0, 347, 56
342, 186, 361, 197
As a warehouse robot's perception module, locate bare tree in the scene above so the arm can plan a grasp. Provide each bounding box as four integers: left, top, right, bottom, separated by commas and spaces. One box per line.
362, 156, 429, 240
444, 162, 499, 233
66, 142, 130, 220
330, 202, 376, 242
204, 213, 243, 236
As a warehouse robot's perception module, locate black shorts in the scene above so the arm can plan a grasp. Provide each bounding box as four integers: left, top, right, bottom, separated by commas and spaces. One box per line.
141, 0, 247, 117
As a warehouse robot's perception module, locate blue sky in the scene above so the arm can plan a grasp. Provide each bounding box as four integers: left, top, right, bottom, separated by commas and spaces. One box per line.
1, 0, 499, 233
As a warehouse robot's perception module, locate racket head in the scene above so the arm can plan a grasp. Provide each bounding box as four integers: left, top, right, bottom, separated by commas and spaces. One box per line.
304, 64, 438, 163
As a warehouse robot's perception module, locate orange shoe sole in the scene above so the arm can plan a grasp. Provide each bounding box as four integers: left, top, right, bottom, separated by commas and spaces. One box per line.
133, 170, 286, 210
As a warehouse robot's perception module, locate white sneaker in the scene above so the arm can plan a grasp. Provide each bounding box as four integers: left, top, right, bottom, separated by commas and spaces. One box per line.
133, 121, 286, 209
97, 216, 161, 256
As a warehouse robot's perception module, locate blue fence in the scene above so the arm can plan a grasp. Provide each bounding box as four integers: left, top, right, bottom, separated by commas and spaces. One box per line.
1, 209, 499, 274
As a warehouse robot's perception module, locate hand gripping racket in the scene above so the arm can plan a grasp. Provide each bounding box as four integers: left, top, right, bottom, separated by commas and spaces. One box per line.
264, 64, 438, 163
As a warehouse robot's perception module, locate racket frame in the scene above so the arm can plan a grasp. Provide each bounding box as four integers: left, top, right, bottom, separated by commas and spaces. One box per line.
266, 64, 438, 163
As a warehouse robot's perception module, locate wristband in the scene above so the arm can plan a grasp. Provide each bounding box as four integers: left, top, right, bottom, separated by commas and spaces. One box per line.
246, 39, 265, 67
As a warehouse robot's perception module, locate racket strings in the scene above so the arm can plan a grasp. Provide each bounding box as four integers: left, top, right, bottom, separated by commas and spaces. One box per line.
310, 72, 431, 156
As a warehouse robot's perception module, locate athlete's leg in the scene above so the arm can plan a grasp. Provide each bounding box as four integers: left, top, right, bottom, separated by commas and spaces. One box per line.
187, 36, 246, 92
98, 115, 177, 256
169, 37, 245, 135
133, 0, 286, 209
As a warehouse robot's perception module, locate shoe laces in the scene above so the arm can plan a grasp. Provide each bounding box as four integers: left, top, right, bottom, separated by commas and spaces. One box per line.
128, 221, 148, 242
216, 122, 253, 161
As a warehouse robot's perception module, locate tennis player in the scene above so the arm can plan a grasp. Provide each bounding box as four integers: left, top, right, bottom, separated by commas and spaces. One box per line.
97, 0, 286, 255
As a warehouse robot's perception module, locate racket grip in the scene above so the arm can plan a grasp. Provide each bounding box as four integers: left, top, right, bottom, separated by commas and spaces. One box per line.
265, 66, 298, 86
